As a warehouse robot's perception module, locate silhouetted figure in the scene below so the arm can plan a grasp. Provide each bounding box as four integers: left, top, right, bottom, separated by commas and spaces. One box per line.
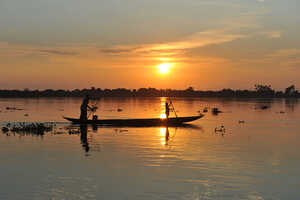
80, 124, 89, 153
165, 102, 170, 119
80, 95, 93, 121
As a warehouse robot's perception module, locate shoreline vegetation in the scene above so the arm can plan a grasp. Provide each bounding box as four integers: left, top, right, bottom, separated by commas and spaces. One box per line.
0, 85, 299, 98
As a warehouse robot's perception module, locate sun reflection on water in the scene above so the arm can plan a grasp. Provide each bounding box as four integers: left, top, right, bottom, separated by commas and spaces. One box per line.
160, 127, 167, 136
159, 127, 167, 146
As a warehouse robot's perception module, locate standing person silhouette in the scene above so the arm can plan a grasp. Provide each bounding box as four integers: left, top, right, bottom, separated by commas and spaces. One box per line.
165, 102, 170, 119
80, 95, 93, 121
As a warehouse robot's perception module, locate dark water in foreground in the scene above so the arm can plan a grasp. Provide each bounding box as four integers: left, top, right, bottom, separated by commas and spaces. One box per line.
0, 97, 300, 200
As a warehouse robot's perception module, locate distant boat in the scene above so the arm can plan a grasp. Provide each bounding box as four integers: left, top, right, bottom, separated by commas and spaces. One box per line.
63, 114, 204, 126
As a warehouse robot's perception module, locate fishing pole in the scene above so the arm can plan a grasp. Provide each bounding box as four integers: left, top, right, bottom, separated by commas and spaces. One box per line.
168, 96, 178, 118
87, 97, 100, 119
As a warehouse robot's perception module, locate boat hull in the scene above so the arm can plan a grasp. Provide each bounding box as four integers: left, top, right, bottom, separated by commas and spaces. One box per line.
63, 115, 203, 126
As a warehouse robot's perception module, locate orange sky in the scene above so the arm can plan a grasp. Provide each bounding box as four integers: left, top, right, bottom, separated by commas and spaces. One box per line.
0, 0, 300, 90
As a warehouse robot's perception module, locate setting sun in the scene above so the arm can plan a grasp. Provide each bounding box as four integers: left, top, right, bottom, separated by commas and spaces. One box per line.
157, 63, 172, 74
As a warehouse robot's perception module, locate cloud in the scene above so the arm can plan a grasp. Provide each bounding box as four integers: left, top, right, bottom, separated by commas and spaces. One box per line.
98, 12, 282, 59
261, 31, 281, 38
145, 30, 246, 51
264, 49, 300, 67
39, 49, 78, 56
0, 19, 283, 69
269, 49, 300, 58
100, 29, 246, 58
100, 47, 139, 55
0, 42, 79, 57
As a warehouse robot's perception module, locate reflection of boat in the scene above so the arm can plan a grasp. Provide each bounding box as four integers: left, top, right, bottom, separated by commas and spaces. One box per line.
63, 114, 204, 126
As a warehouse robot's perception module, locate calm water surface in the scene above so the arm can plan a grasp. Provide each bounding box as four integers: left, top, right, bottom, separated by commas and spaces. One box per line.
0, 97, 300, 200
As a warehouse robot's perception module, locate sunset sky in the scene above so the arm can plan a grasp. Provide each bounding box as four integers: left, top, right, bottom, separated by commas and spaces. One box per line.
0, 0, 300, 90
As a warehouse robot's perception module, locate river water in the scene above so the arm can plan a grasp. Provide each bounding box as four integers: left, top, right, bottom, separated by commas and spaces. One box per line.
0, 97, 299, 200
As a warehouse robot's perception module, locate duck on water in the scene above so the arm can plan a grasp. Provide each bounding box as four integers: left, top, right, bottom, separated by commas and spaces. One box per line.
64, 95, 204, 126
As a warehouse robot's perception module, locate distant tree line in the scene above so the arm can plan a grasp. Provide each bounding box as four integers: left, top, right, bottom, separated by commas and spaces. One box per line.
0, 85, 299, 98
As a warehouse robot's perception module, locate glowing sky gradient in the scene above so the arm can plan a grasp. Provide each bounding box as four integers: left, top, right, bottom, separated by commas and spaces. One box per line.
0, 0, 300, 90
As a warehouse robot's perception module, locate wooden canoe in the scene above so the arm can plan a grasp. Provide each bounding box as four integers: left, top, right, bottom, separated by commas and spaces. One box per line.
63, 114, 204, 126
